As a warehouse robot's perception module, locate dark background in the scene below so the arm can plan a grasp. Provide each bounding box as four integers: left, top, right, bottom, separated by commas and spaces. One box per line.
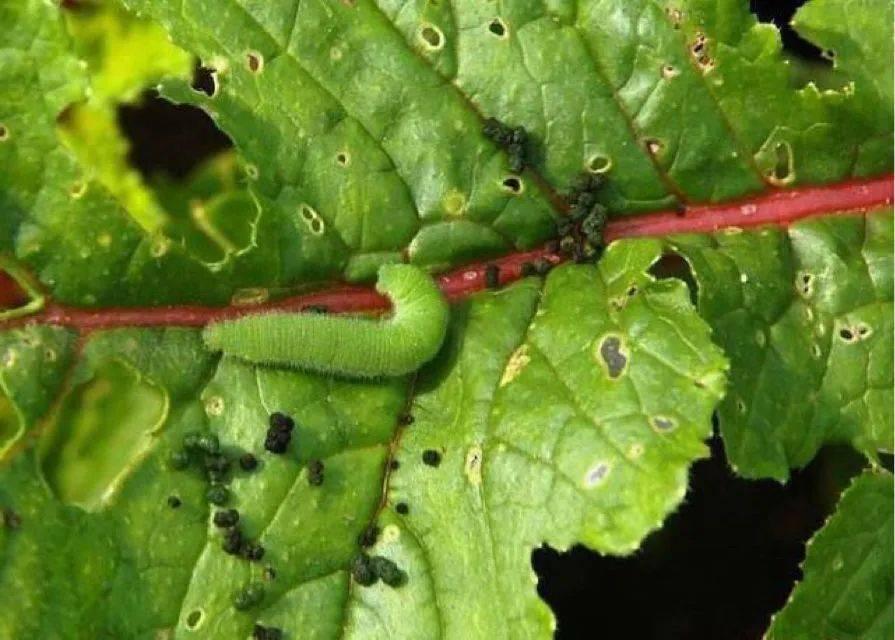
114, 2, 873, 638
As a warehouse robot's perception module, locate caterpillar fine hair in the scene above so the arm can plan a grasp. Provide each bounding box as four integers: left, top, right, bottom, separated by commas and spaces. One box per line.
203, 264, 449, 378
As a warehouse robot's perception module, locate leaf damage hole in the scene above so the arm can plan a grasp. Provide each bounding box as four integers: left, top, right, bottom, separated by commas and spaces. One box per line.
766, 141, 794, 186
587, 154, 612, 174
796, 271, 814, 297
185, 608, 205, 630
488, 18, 507, 38
596, 334, 628, 379
0, 124, 8, 141
336, 151, 350, 167
651, 415, 677, 433
501, 176, 523, 194
204, 395, 225, 417
69, 181, 87, 199
465, 445, 483, 485
665, 6, 683, 27
244, 163, 260, 180
419, 24, 444, 50
644, 138, 664, 158
191, 65, 218, 98
584, 462, 611, 488
299, 204, 326, 236
246, 51, 264, 74
660, 64, 679, 79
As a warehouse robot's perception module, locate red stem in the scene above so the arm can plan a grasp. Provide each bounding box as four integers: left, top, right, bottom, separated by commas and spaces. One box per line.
2, 175, 891, 332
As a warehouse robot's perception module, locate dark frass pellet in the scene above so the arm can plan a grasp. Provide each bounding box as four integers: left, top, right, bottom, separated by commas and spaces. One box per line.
197, 433, 220, 454
398, 413, 414, 426
395, 502, 409, 515
222, 527, 244, 555
252, 624, 284, 640
370, 556, 406, 587
2, 507, 22, 530
204, 453, 231, 482
265, 413, 294, 454
182, 431, 202, 451
307, 459, 324, 486
213, 509, 239, 528
422, 450, 441, 467
350, 553, 378, 586
269, 412, 294, 431
358, 525, 380, 548
169, 449, 191, 471
389, 459, 400, 471
484, 264, 500, 290
242, 543, 265, 562
206, 484, 229, 506
233, 582, 265, 611
239, 452, 259, 471
167, 495, 182, 509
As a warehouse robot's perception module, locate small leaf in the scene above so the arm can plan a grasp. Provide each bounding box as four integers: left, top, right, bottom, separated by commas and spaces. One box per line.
767, 469, 894, 640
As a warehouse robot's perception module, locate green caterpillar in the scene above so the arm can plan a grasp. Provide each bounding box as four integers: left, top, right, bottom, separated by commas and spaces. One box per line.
203, 264, 449, 378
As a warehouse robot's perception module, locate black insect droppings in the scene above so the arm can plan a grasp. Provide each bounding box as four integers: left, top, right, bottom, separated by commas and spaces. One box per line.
389, 459, 400, 471
307, 459, 325, 486
304, 304, 329, 314
2, 507, 21, 530
599, 336, 628, 379
239, 452, 259, 471
233, 582, 265, 611
182, 431, 202, 451
534, 258, 553, 275
242, 543, 266, 562
213, 509, 240, 528
350, 553, 378, 586
197, 433, 220, 455
485, 264, 501, 290
169, 449, 191, 471
252, 623, 284, 640
265, 412, 294, 454
395, 502, 409, 515
482, 117, 529, 173
398, 413, 414, 426
370, 556, 406, 587
422, 450, 442, 467
167, 495, 182, 509
206, 484, 230, 506
222, 527, 244, 555
358, 525, 381, 548
204, 453, 231, 482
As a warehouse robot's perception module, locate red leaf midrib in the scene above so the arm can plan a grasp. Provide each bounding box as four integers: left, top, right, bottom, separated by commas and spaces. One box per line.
1, 174, 891, 332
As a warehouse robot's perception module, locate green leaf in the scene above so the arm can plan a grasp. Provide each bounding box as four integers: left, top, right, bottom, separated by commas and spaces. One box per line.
0, 242, 727, 637
669, 210, 892, 480
767, 469, 894, 640
3, 0, 893, 304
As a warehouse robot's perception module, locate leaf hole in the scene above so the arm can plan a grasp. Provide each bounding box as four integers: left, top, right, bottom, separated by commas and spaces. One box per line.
336, 151, 350, 167
856, 323, 872, 339
796, 271, 814, 297
810, 343, 822, 359
419, 24, 444, 50
191, 65, 218, 98
644, 138, 664, 157
185, 609, 205, 630
584, 462, 611, 487
766, 141, 794, 186
595, 334, 628, 379
299, 204, 326, 236
0, 124, 8, 141
244, 163, 259, 180
488, 18, 507, 38
666, 6, 683, 27
586, 154, 612, 174
838, 327, 856, 343
69, 181, 87, 199
501, 176, 523, 194
651, 415, 677, 433
660, 64, 679, 79
246, 51, 264, 74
